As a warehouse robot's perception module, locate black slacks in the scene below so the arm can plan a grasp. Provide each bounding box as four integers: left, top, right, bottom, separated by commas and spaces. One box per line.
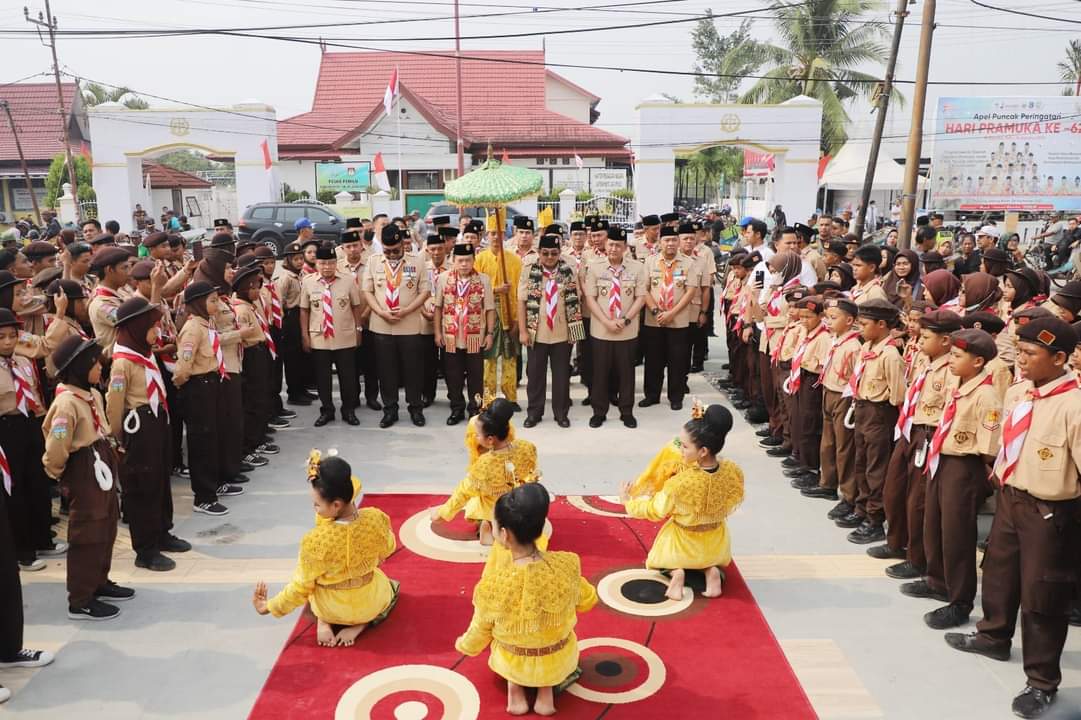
0, 414, 51, 564
591, 337, 635, 418
0, 489, 23, 660
642, 325, 690, 403
242, 344, 273, 455
219, 373, 243, 479
161, 363, 185, 471
361, 328, 380, 404
579, 318, 593, 390
526, 341, 572, 420
181, 373, 222, 505
313, 346, 358, 415
444, 348, 483, 414
422, 337, 441, 402
372, 332, 424, 412
280, 308, 308, 400
119, 404, 172, 560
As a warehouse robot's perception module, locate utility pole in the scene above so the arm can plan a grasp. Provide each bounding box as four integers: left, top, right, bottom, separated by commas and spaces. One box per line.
899, 0, 936, 250
25, 0, 79, 223
453, 0, 465, 176
0, 99, 43, 225
854, 0, 910, 240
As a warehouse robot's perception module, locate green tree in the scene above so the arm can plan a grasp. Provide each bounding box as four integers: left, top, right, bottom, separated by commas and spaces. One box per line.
44, 153, 94, 207
155, 149, 220, 173
734, 0, 894, 154
690, 15, 765, 103
1058, 39, 1081, 96
681, 146, 743, 201
81, 81, 150, 110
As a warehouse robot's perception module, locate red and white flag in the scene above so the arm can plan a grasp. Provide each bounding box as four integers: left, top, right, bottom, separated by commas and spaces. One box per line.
260, 139, 272, 170
574, 153, 583, 170
373, 152, 391, 192
383, 68, 399, 117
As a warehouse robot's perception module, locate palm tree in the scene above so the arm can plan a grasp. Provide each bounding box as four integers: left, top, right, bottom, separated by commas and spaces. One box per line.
735, 0, 893, 155
81, 81, 150, 110
1058, 39, 1081, 96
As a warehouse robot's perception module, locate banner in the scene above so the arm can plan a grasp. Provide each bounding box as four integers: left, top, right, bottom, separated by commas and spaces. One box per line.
315, 162, 372, 194
930, 96, 1081, 211
743, 149, 775, 178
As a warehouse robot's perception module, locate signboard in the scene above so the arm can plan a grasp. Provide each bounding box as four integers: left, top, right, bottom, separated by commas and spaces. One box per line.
551, 168, 588, 192
12, 187, 47, 211
930, 96, 1081, 212
590, 169, 627, 193
315, 162, 372, 194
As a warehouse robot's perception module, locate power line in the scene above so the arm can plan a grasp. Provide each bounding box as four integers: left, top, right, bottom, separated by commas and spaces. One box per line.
968, 0, 1081, 24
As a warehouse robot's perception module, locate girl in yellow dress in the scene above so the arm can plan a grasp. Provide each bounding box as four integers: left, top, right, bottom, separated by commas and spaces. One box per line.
456, 483, 597, 716
622, 403, 744, 601
252, 454, 399, 648
433, 398, 538, 545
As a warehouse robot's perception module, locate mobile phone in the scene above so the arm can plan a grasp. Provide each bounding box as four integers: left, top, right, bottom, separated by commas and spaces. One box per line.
754, 270, 765, 286
192, 240, 204, 261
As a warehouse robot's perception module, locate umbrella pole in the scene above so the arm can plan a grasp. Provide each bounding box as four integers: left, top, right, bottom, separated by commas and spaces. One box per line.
497, 206, 510, 330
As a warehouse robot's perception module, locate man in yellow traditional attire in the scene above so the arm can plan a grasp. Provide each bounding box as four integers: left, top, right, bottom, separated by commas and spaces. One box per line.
475, 215, 527, 409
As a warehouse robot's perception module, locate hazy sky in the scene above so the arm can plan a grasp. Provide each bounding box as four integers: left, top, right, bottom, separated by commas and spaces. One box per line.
2, 0, 1077, 151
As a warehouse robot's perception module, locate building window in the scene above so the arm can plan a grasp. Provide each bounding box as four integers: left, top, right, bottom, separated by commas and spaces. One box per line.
405, 171, 441, 190
562, 157, 571, 165
536, 158, 545, 165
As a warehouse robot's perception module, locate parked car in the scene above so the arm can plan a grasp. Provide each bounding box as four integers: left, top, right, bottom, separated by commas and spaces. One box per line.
423, 203, 528, 237
237, 201, 345, 254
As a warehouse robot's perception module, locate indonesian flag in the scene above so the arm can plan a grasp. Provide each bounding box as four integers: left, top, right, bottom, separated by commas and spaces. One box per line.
260, 139, 272, 170
373, 152, 391, 192
383, 68, 399, 117
574, 153, 583, 170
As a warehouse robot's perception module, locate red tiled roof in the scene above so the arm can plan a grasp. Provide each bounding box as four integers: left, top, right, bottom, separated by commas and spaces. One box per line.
142, 161, 213, 189
278, 50, 627, 151
0, 82, 80, 165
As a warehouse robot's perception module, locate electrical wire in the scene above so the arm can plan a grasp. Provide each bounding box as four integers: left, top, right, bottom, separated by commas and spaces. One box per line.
967, 0, 1081, 25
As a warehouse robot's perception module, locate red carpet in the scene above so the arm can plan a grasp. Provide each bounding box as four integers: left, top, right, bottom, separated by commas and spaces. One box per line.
249, 495, 815, 719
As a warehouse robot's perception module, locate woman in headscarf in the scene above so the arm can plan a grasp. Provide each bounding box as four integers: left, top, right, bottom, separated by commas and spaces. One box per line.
960, 272, 1002, 314
827, 262, 855, 293
996, 267, 1043, 368
883, 249, 922, 310
922, 269, 961, 310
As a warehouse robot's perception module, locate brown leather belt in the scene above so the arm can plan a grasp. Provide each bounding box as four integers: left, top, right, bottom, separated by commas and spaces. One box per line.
677, 521, 722, 532
323, 572, 373, 591
497, 636, 570, 657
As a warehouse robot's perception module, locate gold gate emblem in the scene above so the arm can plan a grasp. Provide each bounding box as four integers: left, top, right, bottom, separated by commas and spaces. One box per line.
169, 118, 191, 137
720, 114, 741, 133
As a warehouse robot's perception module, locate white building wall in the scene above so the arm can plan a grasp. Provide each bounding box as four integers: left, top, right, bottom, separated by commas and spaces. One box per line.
348, 98, 457, 172
544, 75, 592, 124
278, 160, 317, 197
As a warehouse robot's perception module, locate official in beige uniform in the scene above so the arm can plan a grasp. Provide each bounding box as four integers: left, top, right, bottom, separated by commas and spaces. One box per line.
361, 225, 429, 428
946, 318, 1081, 720
640, 226, 700, 410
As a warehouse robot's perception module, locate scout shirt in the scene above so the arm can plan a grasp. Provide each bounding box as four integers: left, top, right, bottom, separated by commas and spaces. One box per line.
759, 292, 790, 355
802, 246, 828, 282
911, 353, 954, 426
798, 324, 832, 373
821, 331, 864, 393
985, 355, 1012, 400
583, 258, 648, 342
683, 246, 714, 320
777, 322, 805, 363
433, 270, 495, 351
851, 277, 888, 305
643, 253, 700, 329
855, 336, 906, 405
172, 315, 221, 387
105, 352, 165, 434
939, 369, 1002, 458
421, 257, 450, 336
516, 261, 572, 345
301, 272, 363, 351
994, 299, 1018, 366
475, 248, 522, 330
42, 314, 91, 377
18, 290, 46, 337
233, 297, 269, 349
216, 299, 245, 374
41, 384, 110, 481
274, 268, 303, 311
361, 252, 429, 336
0, 354, 44, 418
88, 285, 132, 353
999, 372, 1081, 501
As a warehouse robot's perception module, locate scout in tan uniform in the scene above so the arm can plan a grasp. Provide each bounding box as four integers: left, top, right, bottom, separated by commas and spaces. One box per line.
518, 234, 585, 428
421, 235, 449, 406
303, 243, 364, 427
336, 227, 368, 411
772, 291, 806, 459
796, 223, 827, 282
874, 310, 959, 580
959, 312, 1012, 398
752, 252, 802, 446
686, 221, 715, 373
1040, 280, 1081, 323
173, 281, 244, 517
636, 215, 661, 258
43, 336, 132, 621
841, 299, 906, 543
361, 225, 428, 428
276, 242, 312, 407
106, 298, 190, 573
0, 309, 61, 573
584, 226, 647, 428
434, 242, 495, 425
87, 247, 137, 357
232, 265, 277, 460
785, 294, 831, 489
946, 317, 1081, 720
902, 329, 1000, 631
849, 245, 888, 306
640, 226, 701, 410
42, 280, 92, 378
64, 242, 97, 295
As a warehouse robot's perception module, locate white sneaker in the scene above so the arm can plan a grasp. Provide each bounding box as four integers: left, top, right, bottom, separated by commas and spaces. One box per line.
37, 542, 69, 557
0, 685, 10, 703
18, 559, 45, 572
0, 649, 55, 668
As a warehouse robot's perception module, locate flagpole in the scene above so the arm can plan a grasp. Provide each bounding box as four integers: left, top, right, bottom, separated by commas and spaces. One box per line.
395, 66, 404, 213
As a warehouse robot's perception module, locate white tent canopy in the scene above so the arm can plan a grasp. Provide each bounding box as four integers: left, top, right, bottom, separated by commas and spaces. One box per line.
819, 140, 925, 191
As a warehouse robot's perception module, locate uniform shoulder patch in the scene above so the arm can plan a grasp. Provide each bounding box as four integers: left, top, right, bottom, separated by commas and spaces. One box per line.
50, 416, 69, 440
181, 342, 194, 361
109, 374, 126, 393
982, 409, 1001, 430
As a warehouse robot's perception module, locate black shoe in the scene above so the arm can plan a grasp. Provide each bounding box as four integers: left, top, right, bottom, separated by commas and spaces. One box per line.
242, 454, 268, 468
314, 412, 334, 427
257, 443, 280, 455
638, 397, 660, 408
581, 396, 592, 406
943, 632, 1011, 662
194, 501, 229, 516
287, 395, 313, 406
556, 417, 570, 428
379, 411, 398, 429
1069, 604, 1081, 627
847, 522, 885, 545
670, 400, 683, 411
217, 483, 245, 497
68, 599, 120, 621
267, 417, 290, 429
409, 410, 426, 427
866, 544, 906, 560
790, 475, 819, 490
160, 534, 192, 553
781, 456, 802, 468
924, 603, 970, 630
885, 561, 923, 579
689, 364, 704, 373
238, 462, 255, 473
276, 408, 298, 420
343, 412, 361, 426
745, 407, 769, 424
422, 397, 434, 408
783, 467, 810, 478
621, 415, 637, 429
446, 411, 465, 426
509, 402, 521, 412
305, 389, 319, 400
755, 428, 772, 438
135, 553, 177, 572
589, 415, 605, 428
827, 500, 854, 520
1011, 686, 1055, 718
759, 436, 783, 447
766, 446, 792, 458
732, 399, 751, 410
95, 580, 135, 602
523, 416, 540, 428
366, 399, 383, 412
900, 580, 949, 602
801, 486, 838, 500
835, 511, 864, 529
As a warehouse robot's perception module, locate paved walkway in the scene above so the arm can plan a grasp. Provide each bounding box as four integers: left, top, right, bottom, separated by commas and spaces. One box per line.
7, 337, 1081, 718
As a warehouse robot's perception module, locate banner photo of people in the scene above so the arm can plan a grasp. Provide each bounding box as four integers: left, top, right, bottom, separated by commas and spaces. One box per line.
929, 96, 1081, 212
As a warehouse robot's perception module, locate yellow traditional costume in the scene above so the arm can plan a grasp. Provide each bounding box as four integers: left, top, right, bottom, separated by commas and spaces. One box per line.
475, 243, 522, 402
456, 551, 597, 687
624, 459, 744, 571
628, 438, 687, 497
436, 439, 539, 523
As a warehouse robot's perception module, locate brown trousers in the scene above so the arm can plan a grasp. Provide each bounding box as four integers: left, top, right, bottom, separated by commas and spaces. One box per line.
852, 400, 898, 524
975, 487, 1081, 692
64, 441, 120, 608
120, 405, 172, 560
794, 371, 823, 470
759, 349, 780, 435
775, 363, 793, 450
819, 389, 855, 501
526, 341, 572, 421
740, 330, 762, 404
882, 425, 934, 567
924, 454, 991, 611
